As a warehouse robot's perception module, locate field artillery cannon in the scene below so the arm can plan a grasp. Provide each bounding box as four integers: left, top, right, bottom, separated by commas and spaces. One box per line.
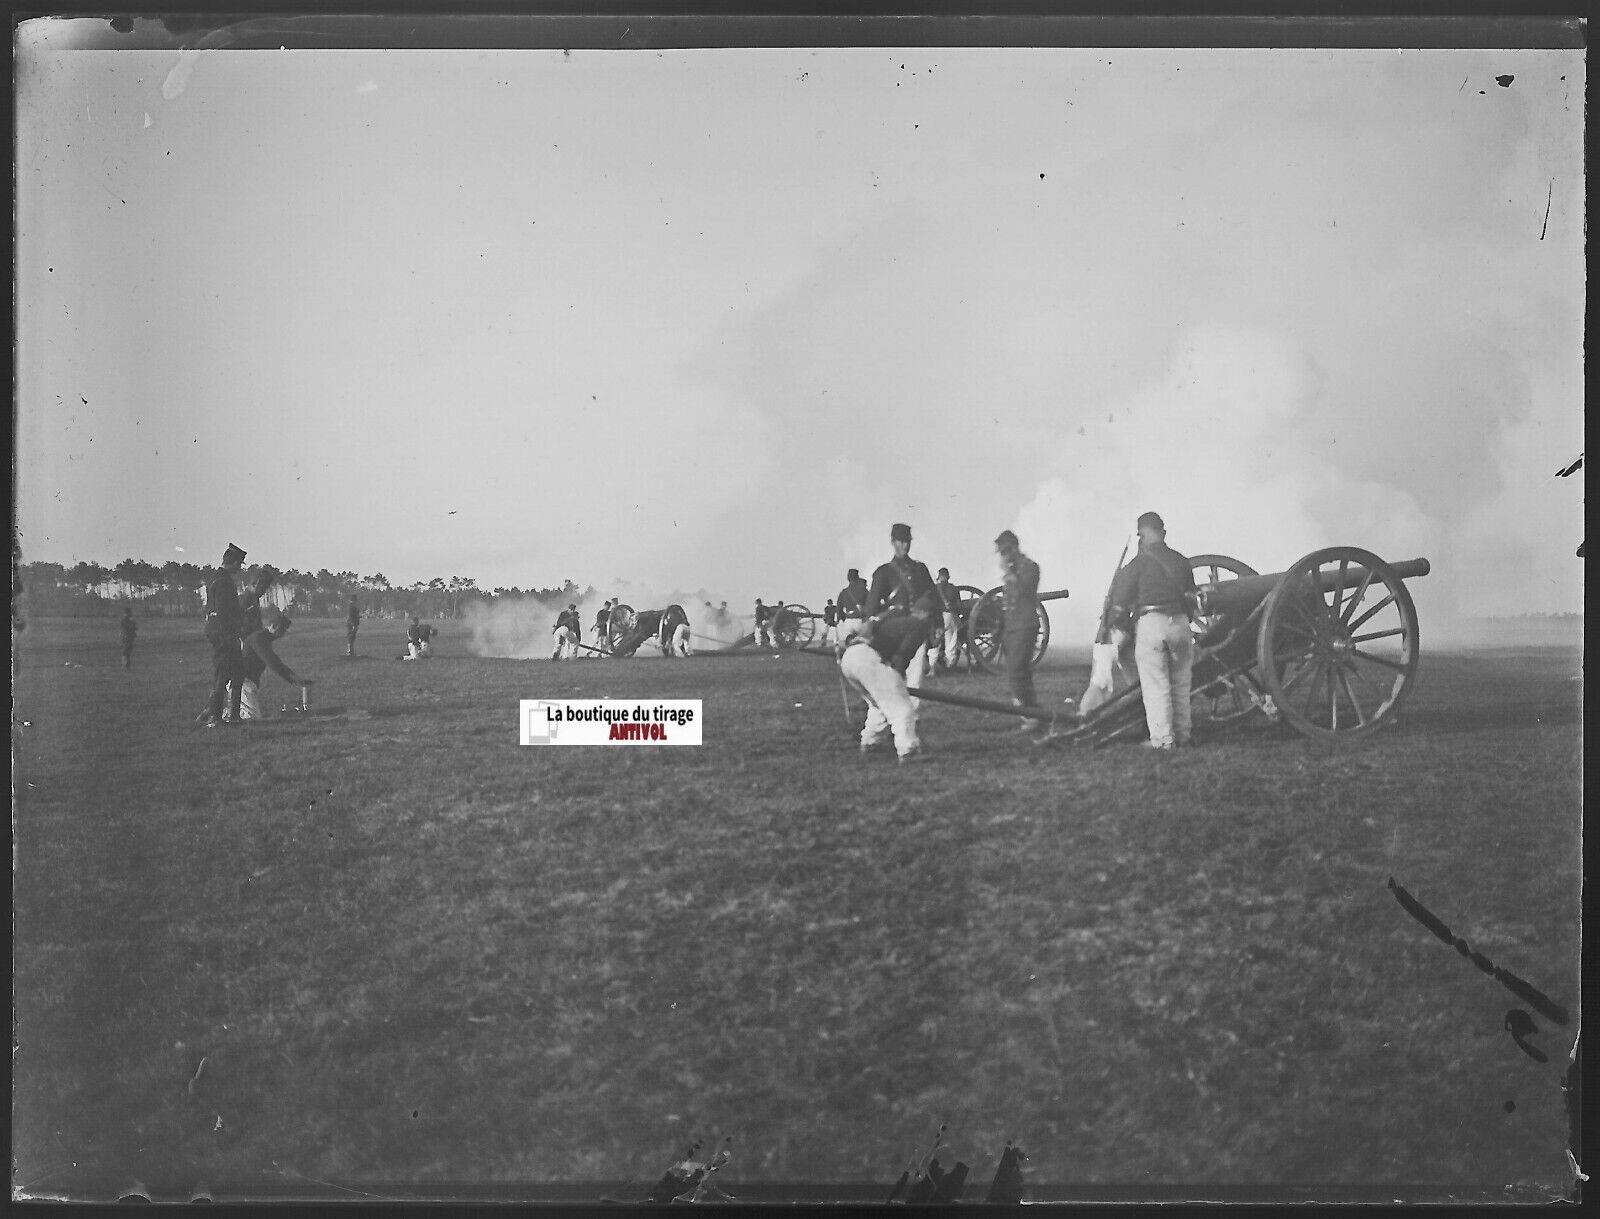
724, 603, 817, 651
963, 586, 1072, 673
905, 546, 1430, 746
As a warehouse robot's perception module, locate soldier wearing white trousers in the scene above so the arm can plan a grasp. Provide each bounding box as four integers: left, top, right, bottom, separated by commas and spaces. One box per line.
1109, 511, 1199, 750
1134, 611, 1195, 748
933, 568, 962, 671
839, 618, 923, 761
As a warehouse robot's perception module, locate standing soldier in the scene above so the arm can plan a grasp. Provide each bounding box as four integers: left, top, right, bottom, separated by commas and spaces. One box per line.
837, 568, 868, 623
1108, 511, 1198, 750
346, 596, 361, 657
753, 599, 774, 649
864, 523, 939, 689
838, 615, 925, 762
993, 530, 1044, 733
592, 600, 614, 654
820, 598, 840, 649
119, 606, 138, 669
200, 543, 270, 726
932, 568, 962, 674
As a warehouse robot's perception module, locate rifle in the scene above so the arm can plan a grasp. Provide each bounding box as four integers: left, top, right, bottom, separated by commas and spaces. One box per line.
1094, 536, 1134, 645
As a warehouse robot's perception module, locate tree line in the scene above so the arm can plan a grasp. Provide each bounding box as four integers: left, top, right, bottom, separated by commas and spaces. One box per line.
12, 558, 593, 621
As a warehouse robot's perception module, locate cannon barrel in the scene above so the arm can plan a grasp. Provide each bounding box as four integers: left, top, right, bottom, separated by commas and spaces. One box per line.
1200, 557, 1430, 619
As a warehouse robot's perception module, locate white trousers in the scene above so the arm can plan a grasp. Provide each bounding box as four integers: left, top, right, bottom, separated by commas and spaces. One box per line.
238, 679, 262, 720
905, 641, 929, 690
841, 642, 920, 757
939, 612, 960, 667
755, 622, 774, 648
1134, 611, 1195, 746
670, 623, 692, 656
551, 627, 579, 659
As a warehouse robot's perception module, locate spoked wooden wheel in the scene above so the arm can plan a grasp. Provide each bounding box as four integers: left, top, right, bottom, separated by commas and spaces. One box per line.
950, 585, 985, 669
773, 603, 814, 649
1257, 547, 1420, 741
606, 604, 635, 649
966, 587, 1051, 674
1188, 554, 1258, 645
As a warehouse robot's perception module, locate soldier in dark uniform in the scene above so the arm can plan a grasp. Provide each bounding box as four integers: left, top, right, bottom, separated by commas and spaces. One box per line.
820, 598, 840, 648
346, 597, 361, 657
119, 607, 138, 669
659, 603, 691, 656
752, 599, 773, 649
837, 569, 869, 622
200, 543, 271, 726
239, 607, 313, 719
593, 600, 613, 652
839, 614, 927, 762
994, 530, 1043, 731
864, 523, 939, 689
932, 567, 963, 673
1108, 511, 1198, 750
551, 604, 582, 659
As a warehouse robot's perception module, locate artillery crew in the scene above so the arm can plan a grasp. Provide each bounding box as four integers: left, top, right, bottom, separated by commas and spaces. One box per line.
864, 523, 939, 690
239, 607, 313, 720
838, 615, 925, 763
119, 607, 138, 669
200, 543, 273, 727
1108, 511, 1197, 750
346, 596, 361, 657
593, 600, 614, 651
994, 530, 1044, 732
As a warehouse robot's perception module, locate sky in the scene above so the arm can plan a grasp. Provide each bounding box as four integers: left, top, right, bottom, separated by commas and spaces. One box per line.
14, 25, 1585, 643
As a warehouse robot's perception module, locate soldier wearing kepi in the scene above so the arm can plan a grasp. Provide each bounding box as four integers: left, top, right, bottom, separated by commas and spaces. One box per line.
864, 523, 939, 690
593, 600, 614, 652
551, 604, 582, 660
838, 615, 925, 763
994, 530, 1045, 734
659, 603, 691, 657
199, 543, 271, 727
1108, 511, 1198, 750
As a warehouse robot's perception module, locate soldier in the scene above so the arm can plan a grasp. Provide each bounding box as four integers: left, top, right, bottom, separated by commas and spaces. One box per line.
346, 596, 361, 657
199, 543, 271, 727
993, 530, 1045, 734
864, 523, 939, 690
820, 598, 840, 649
753, 599, 774, 649
838, 615, 925, 762
593, 599, 613, 652
837, 568, 868, 623
238, 607, 313, 720
551, 604, 582, 660
659, 603, 692, 657
119, 606, 138, 669
1108, 511, 1198, 750
932, 567, 962, 673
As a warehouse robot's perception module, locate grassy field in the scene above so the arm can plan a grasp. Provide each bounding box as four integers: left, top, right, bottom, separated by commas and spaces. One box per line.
11, 615, 1584, 1202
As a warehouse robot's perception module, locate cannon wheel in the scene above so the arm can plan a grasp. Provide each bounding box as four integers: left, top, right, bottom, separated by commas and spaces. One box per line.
950, 584, 986, 670
606, 604, 635, 650
1187, 554, 1261, 722
1257, 547, 1420, 742
966, 586, 1051, 674
773, 603, 815, 650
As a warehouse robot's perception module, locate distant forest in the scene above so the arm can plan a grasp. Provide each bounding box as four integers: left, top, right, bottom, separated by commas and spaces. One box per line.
11, 556, 592, 621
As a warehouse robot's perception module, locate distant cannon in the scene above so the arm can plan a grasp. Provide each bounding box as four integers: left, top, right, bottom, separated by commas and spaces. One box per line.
963, 586, 1072, 673
725, 603, 816, 651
